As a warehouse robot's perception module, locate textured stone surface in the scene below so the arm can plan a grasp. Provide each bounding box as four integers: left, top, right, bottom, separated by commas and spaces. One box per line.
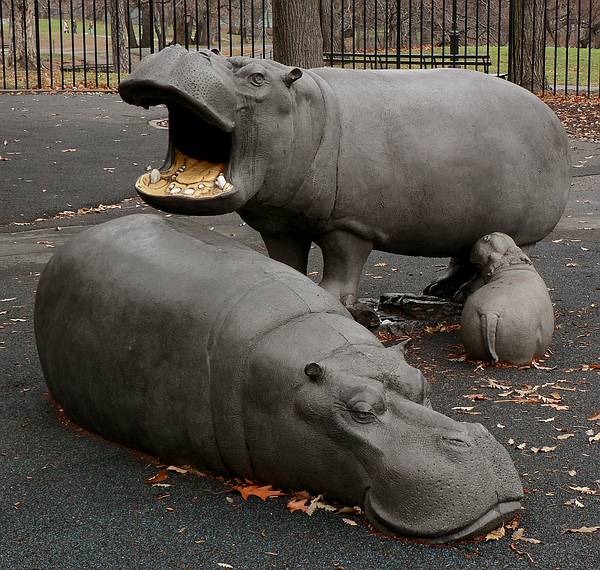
119, 47, 571, 305
35, 214, 523, 542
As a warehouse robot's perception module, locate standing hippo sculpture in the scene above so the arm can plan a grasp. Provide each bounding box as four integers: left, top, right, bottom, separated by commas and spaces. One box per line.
461, 232, 555, 365
118, 46, 571, 306
35, 214, 523, 543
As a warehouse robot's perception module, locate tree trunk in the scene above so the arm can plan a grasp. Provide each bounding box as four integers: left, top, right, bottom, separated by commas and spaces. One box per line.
7, 0, 38, 70
509, 0, 546, 92
140, 1, 152, 48
110, 0, 130, 73
320, 0, 343, 54
272, 0, 323, 68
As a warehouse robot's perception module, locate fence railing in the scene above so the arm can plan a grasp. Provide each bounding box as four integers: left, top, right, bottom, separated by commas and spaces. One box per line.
1, 0, 599, 94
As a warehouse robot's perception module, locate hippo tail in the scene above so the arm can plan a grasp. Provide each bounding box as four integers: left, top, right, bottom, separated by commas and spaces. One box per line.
480, 313, 500, 365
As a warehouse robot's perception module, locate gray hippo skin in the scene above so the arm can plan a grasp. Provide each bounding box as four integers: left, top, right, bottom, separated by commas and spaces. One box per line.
461, 232, 555, 365
35, 214, 523, 542
118, 46, 571, 304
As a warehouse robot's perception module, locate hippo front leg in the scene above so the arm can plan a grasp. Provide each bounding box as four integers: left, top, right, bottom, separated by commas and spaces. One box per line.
262, 233, 312, 274
317, 230, 373, 307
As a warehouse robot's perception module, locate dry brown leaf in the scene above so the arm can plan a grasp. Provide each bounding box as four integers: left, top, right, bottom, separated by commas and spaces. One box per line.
587, 410, 600, 421
232, 483, 287, 501
569, 486, 600, 496
217, 564, 234, 569
287, 497, 309, 513
556, 433, 575, 440
589, 433, 600, 443
342, 518, 358, 526
463, 393, 489, 401
166, 465, 188, 474
146, 470, 169, 485
485, 525, 506, 541
562, 526, 600, 534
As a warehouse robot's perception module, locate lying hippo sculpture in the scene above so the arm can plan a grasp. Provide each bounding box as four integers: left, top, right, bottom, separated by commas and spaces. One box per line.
118, 46, 571, 304
461, 232, 555, 365
35, 214, 523, 542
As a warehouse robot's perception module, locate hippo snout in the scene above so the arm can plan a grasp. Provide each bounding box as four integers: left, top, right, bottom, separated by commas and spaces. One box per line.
363, 404, 523, 542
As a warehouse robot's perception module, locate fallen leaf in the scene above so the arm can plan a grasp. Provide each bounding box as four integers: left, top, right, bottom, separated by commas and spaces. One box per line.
530, 446, 557, 454
232, 483, 286, 501
564, 498, 585, 508
61, 148, 77, 152
36, 240, 55, 248
589, 433, 600, 443
217, 564, 234, 569
166, 465, 188, 474
568, 470, 577, 477
556, 433, 575, 440
569, 486, 600, 496
463, 393, 489, 401
146, 470, 169, 485
373, 262, 387, 267
512, 527, 542, 544
562, 526, 600, 534
287, 497, 309, 513
537, 417, 555, 423
485, 525, 506, 541
587, 410, 600, 421
342, 518, 358, 526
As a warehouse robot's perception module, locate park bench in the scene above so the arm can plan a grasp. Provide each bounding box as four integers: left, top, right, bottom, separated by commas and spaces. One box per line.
324, 51, 492, 73
60, 62, 115, 74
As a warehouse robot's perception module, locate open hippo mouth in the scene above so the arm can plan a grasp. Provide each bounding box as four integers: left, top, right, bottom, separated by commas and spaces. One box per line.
118, 47, 243, 215
134, 99, 236, 211
365, 493, 521, 543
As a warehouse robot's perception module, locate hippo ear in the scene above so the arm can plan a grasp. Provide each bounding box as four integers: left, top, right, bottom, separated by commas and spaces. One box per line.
388, 338, 412, 357
283, 68, 303, 88
304, 362, 324, 382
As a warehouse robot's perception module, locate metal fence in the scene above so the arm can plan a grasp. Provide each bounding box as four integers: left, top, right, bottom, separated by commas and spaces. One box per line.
0, 0, 599, 94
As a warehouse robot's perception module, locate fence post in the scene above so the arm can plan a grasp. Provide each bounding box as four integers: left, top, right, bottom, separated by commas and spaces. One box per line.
149, 0, 154, 53
33, 0, 42, 88
507, 0, 514, 82
450, 0, 459, 67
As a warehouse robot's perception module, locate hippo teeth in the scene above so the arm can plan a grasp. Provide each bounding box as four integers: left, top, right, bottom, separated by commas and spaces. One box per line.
135, 147, 234, 200
149, 169, 161, 184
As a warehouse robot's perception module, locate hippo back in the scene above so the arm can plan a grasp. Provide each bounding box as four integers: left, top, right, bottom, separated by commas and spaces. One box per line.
34, 214, 359, 472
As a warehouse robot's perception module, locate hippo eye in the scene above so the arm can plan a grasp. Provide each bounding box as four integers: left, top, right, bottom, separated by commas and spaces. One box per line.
249, 73, 265, 87
348, 401, 377, 424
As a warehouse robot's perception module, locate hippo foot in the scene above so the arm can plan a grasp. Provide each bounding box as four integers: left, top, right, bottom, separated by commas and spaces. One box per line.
423, 256, 478, 300
347, 302, 381, 329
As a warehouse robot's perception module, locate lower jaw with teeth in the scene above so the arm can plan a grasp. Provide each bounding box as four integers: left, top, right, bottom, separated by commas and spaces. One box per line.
135, 148, 234, 199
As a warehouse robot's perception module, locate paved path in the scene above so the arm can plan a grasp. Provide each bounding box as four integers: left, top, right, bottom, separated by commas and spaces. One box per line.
1, 93, 599, 569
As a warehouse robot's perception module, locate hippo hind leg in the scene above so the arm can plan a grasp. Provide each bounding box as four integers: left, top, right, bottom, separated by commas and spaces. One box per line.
423, 255, 479, 301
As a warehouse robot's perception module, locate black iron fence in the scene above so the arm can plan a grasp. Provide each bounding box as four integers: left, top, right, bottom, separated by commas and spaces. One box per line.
0, 0, 599, 94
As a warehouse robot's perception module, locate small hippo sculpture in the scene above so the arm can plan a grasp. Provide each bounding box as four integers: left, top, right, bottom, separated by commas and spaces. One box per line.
461, 232, 555, 365
35, 215, 523, 542
118, 46, 571, 304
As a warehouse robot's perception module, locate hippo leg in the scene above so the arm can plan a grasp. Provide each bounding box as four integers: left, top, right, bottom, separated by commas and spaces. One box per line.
262, 234, 312, 274
423, 255, 478, 300
317, 230, 373, 306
